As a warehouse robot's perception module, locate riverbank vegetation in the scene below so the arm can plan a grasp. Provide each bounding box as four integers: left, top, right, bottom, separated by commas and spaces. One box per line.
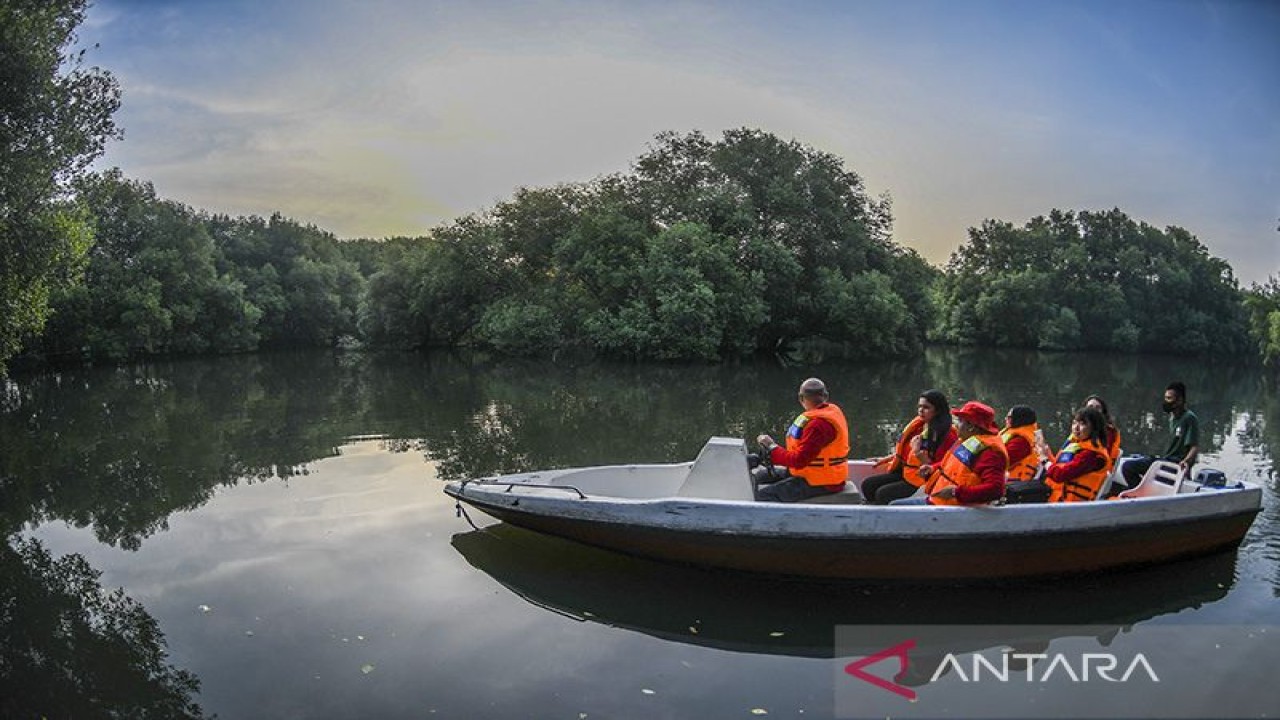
932, 209, 1252, 356
2, 0, 1273, 374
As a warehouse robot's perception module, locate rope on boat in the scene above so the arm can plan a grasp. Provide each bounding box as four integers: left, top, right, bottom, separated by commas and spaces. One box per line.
455, 498, 484, 532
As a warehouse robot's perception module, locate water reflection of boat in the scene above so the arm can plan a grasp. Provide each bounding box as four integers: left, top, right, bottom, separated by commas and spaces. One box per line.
444, 438, 1262, 580
451, 522, 1237, 659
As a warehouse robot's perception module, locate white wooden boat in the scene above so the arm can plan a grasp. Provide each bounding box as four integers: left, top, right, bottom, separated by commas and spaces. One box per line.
443, 437, 1261, 580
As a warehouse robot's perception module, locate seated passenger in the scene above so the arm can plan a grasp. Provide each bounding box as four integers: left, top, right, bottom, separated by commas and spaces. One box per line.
1119, 381, 1199, 491
891, 401, 1008, 506
1002, 405, 1048, 504
860, 389, 958, 505
1042, 407, 1110, 502
753, 377, 849, 502
1083, 394, 1122, 473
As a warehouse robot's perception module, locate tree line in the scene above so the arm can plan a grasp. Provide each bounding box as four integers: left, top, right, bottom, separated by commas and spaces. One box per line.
13, 147, 1278, 371
2, 0, 1276, 374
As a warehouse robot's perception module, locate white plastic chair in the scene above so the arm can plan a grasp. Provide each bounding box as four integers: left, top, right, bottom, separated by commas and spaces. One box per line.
1117, 460, 1185, 499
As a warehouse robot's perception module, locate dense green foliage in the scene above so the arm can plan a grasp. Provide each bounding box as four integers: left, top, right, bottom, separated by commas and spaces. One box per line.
359, 129, 937, 360
933, 209, 1251, 355
0, 0, 120, 372
31, 171, 363, 362
1244, 276, 1280, 370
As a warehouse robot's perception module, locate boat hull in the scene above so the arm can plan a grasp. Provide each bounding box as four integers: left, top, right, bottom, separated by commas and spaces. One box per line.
444, 480, 1261, 580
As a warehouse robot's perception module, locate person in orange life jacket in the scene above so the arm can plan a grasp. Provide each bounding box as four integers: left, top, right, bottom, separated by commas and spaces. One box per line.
754, 377, 850, 503
860, 389, 958, 505
1040, 407, 1110, 502
889, 401, 1008, 506
1003, 405, 1041, 479
1002, 405, 1051, 504
1083, 394, 1122, 472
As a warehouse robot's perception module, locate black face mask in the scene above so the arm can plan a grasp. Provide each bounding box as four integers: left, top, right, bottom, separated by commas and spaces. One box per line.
1162, 400, 1178, 413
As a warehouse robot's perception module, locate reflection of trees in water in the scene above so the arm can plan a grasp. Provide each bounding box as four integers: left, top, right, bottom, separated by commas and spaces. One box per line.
1234, 376, 1280, 595
922, 347, 1264, 454
415, 352, 944, 480
0, 537, 205, 719
0, 353, 369, 548
3, 348, 1277, 547
1237, 377, 1280, 480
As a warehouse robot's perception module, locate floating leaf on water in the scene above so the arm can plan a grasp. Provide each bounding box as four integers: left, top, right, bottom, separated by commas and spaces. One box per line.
641, 688, 655, 695
361, 664, 375, 675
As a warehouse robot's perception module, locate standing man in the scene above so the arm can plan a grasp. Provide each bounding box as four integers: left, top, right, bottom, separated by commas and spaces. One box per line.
1119, 381, 1200, 489
754, 378, 849, 502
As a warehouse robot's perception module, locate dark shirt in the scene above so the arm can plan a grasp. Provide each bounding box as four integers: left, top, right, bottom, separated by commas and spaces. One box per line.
1162, 409, 1199, 462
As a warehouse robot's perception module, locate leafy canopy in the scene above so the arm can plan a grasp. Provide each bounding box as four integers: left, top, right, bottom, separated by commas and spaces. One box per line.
0, 0, 120, 372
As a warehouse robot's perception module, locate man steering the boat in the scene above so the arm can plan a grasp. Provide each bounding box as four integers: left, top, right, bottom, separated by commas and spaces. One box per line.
753, 377, 850, 502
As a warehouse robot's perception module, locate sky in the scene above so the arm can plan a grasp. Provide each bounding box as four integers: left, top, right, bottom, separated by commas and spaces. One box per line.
79, 0, 1280, 282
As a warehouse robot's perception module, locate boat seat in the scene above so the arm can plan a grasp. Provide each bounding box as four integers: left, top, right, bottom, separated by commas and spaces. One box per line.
804, 481, 864, 504
1118, 460, 1185, 499
1094, 462, 1126, 500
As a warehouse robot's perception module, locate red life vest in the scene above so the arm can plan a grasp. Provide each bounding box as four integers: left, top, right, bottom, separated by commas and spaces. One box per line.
785, 403, 850, 487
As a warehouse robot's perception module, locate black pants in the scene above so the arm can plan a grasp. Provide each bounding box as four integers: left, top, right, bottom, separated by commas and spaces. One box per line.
860, 470, 919, 505
1120, 455, 1158, 491
753, 466, 843, 502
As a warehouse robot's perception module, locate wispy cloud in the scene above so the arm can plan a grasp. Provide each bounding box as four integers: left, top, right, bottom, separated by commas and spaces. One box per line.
83, 0, 1280, 280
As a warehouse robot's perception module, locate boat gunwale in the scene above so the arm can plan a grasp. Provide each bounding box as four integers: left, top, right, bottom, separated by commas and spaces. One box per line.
444, 480, 1263, 541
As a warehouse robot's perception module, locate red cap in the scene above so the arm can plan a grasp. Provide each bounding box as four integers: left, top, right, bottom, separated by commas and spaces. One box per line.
953, 401, 998, 434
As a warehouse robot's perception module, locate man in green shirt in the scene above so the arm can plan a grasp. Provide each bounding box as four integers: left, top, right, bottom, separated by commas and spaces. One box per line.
1119, 381, 1200, 490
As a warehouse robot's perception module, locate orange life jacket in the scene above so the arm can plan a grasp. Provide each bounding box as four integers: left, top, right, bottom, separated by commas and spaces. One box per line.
1046, 437, 1109, 502
1103, 426, 1122, 471
1001, 423, 1041, 481
888, 416, 931, 486
925, 433, 1008, 506
785, 403, 850, 487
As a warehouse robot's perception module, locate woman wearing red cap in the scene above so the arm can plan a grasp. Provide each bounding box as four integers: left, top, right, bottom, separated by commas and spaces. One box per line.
891, 401, 1008, 506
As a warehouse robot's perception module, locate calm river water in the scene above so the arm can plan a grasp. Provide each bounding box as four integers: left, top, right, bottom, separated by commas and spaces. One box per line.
2, 349, 1277, 719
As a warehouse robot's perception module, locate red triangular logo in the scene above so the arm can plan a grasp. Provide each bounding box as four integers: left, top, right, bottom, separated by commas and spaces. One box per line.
844, 638, 917, 700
